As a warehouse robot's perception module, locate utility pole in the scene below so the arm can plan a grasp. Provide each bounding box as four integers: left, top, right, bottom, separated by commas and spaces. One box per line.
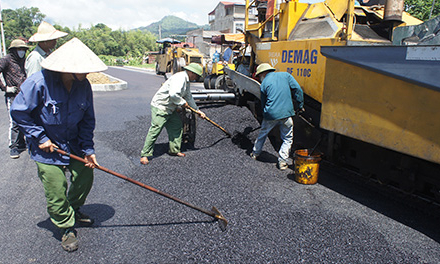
0, 0, 6, 57
159, 24, 162, 39
430, 0, 436, 19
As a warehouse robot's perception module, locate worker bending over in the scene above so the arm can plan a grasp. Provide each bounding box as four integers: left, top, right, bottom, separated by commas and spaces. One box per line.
250, 63, 304, 170
140, 63, 206, 164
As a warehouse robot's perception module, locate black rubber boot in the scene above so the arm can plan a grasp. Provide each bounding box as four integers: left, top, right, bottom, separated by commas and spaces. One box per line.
74, 210, 94, 226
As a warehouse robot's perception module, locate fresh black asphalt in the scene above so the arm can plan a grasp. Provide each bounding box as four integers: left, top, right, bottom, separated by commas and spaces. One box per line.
1, 66, 439, 263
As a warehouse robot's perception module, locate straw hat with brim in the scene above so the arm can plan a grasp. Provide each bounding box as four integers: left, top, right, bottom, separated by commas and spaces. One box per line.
29, 21, 68, 42
183, 63, 203, 77
41, 38, 108, 74
9, 39, 29, 50
255, 63, 276, 76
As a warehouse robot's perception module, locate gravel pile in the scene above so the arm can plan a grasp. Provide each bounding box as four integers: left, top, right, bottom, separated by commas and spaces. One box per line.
87, 72, 119, 84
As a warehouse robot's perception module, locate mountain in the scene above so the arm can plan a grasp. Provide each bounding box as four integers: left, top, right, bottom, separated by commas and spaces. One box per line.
136, 15, 209, 39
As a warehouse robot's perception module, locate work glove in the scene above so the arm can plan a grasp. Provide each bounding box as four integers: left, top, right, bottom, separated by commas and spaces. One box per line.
6, 86, 18, 94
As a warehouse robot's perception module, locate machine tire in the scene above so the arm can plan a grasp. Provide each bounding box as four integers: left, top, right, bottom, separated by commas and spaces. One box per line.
215, 75, 226, 90
173, 58, 186, 74
155, 63, 161, 75
210, 75, 218, 89
180, 109, 196, 146
214, 75, 235, 91
204, 75, 213, 89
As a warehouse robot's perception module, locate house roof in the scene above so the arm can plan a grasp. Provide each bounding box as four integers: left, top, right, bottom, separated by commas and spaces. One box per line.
186, 29, 222, 39
209, 1, 244, 15
211, 33, 245, 44
220, 1, 240, 6
172, 42, 195, 48
203, 31, 222, 38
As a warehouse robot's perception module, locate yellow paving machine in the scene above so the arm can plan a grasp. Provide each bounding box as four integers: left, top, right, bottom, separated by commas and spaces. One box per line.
224, 0, 440, 203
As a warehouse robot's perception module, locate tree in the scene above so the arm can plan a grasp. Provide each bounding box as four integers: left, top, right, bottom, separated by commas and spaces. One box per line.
0, 6, 158, 58
405, 0, 440, 21
2, 7, 45, 46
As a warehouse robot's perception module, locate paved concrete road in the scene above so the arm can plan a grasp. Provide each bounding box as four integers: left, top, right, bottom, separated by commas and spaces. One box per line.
1, 67, 439, 263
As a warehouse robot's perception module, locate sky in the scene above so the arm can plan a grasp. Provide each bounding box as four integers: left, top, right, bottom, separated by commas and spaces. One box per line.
2, 0, 323, 31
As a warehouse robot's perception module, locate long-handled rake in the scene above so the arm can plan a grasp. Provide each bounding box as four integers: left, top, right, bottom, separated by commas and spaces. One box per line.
55, 148, 228, 231
186, 105, 232, 137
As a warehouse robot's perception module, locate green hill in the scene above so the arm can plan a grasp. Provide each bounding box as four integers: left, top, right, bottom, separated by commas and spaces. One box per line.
136, 15, 208, 39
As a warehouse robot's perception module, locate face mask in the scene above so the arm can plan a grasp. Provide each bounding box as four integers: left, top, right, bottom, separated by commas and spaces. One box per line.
17, 50, 26, 58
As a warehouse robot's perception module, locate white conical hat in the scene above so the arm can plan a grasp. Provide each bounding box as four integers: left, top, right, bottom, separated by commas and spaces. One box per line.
29, 21, 68, 42
41, 38, 108, 73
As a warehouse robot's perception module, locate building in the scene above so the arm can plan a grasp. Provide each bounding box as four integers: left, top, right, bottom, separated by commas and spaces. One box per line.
209, 1, 258, 33
186, 1, 257, 59
186, 29, 222, 58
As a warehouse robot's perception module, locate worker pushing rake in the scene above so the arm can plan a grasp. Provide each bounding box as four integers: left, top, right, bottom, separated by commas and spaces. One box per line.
140, 63, 231, 165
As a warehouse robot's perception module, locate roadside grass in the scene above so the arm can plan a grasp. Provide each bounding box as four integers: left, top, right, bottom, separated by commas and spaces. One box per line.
133, 63, 155, 69
99, 55, 155, 69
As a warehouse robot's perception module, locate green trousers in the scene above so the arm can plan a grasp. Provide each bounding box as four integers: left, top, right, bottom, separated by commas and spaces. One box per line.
141, 106, 183, 157
36, 159, 94, 229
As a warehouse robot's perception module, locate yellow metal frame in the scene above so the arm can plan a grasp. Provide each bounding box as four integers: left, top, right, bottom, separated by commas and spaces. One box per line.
321, 58, 440, 164
243, 0, 421, 103
245, 0, 283, 41
254, 38, 345, 103
156, 46, 204, 73
212, 63, 235, 75
345, 0, 355, 40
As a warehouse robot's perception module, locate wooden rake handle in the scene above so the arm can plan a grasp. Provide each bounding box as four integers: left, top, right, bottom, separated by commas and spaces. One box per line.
54, 148, 228, 231
186, 105, 232, 137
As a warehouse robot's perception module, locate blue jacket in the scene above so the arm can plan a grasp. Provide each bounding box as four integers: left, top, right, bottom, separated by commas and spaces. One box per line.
260, 71, 304, 120
223, 47, 232, 62
10, 70, 95, 165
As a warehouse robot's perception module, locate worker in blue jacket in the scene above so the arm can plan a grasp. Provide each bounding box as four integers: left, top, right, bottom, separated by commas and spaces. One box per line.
10, 38, 107, 252
250, 63, 304, 170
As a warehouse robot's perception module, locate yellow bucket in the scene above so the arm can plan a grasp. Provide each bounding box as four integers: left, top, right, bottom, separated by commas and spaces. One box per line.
294, 149, 322, 185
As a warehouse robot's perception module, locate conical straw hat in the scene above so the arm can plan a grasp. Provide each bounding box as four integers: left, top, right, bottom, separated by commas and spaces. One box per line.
255, 63, 276, 76
29, 21, 68, 42
41, 38, 108, 73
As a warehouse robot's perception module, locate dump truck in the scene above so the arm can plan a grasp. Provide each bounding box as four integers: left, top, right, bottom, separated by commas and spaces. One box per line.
223, 0, 440, 203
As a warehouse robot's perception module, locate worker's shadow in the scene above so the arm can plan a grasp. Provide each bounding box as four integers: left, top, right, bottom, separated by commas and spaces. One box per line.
37, 203, 115, 241
37, 203, 215, 240
139, 143, 177, 162
231, 126, 255, 151
144, 139, 229, 157
232, 126, 278, 164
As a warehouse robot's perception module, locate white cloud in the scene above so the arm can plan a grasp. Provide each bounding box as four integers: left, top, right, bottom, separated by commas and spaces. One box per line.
2, 0, 323, 30
2, 0, 229, 30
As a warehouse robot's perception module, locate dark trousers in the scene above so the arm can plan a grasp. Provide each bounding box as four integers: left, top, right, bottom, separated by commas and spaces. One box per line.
6, 96, 26, 150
